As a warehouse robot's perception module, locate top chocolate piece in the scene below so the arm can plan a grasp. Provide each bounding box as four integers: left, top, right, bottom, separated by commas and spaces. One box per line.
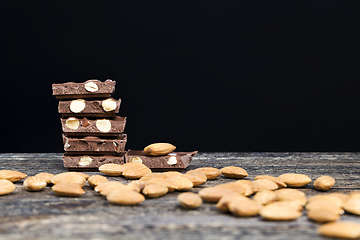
52, 79, 116, 99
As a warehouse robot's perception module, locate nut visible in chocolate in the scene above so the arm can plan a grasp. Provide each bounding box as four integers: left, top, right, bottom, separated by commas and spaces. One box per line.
70, 99, 86, 113
102, 98, 117, 112
129, 157, 143, 164
65, 117, 80, 130
96, 119, 111, 132
84, 80, 99, 92
78, 156, 92, 166
167, 155, 177, 165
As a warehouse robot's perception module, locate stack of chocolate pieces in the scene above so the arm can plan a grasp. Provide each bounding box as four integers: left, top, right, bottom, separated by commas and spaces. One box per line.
53, 79, 197, 171
52, 79, 127, 170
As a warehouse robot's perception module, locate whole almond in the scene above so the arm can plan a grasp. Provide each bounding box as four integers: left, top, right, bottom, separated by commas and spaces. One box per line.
306, 199, 343, 214
234, 180, 255, 196
183, 170, 207, 186
216, 193, 245, 212
193, 167, 221, 180
99, 163, 125, 176
141, 176, 175, 192
318, 221, 360, 239
220, 166, 248, 179
260, 201, 302, 221
95, 181, 123, 193
127, 180, 147, 192
95, 181, 127, 196
52, 182, 85, 197
107, 189, 145, 205
142, 183, 168, 198
343, 195, 360, 215
252, 179, 278, 192
253, 190, 277, 205
307, 206, 341, 222
0, 170, 27, 182
51, 172, 86, 187
143, 143, 176, 156
307, 194, 344, 208
34, 172, 55, 185
167, 175, 193, 191
254, 175, 287, 188
313, 175, 335, 191
177, 192, 203, 209
228, 196, 262, 217
214, 182, 246, 195
87, 175, 108, 188
277, 173, 312, 187
198, 187, 237, 203
0, 179, 16, 195
23, 177, 47, 191
122, 164, 152, 179
275, 188, 307, 206
140, 172, 166, 181
121, 162, 148, 171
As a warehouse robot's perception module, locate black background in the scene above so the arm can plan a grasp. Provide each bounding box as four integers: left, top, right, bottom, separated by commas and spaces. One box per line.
1, 1, 360, 153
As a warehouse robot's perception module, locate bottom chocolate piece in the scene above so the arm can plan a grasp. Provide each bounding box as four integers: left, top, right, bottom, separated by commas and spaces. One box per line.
63, 154, 125, 170
125, 150, 198, 171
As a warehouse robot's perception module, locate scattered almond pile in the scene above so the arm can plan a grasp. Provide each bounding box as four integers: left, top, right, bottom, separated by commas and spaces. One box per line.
0, 165, 360, 239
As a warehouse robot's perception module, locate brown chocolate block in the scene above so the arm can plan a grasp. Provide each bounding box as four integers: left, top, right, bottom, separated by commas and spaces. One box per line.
63, 154, 126, 170
52, 79, 116, 99
63, 134, 127, 155
125, 150, 198, 171
58, 98, 121, 117
61, 116, 126, 137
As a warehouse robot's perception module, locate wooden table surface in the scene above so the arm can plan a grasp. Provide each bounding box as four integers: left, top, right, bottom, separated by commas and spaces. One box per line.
0, 152, 359, 240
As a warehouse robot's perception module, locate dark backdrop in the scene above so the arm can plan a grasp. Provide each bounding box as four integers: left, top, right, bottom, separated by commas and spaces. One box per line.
1, 1, 360, 153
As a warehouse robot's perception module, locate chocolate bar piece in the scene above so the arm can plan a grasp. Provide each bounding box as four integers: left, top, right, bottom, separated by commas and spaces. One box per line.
63, 154, 126, 170
125, 150, 198, 171
52, 79, 116, 99
63, 134, 127, 155
58, 98, 121, 117
61, 116, 126, 136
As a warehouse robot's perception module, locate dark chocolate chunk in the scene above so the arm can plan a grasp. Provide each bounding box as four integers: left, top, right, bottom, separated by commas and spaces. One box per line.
52, 79, 116, 99
58, 98, 121, 117
63, 154, 126, 170
61, 116, 126, 137
63, 134, 127, 155
125, 150, 198, 171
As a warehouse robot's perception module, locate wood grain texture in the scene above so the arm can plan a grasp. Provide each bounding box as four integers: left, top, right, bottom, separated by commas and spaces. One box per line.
0, 152, 359, 240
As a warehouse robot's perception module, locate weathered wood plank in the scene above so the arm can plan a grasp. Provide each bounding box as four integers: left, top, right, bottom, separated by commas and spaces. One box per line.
0, 153, 359, 240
